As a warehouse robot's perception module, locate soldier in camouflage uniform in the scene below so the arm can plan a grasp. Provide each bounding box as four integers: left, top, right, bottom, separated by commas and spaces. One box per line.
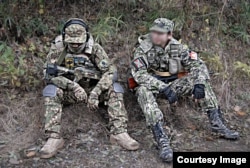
39, 18, 139, 159
131, 18, 239, 162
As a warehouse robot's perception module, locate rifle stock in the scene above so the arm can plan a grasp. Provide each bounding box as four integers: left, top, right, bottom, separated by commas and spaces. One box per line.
128, 71, 214, 90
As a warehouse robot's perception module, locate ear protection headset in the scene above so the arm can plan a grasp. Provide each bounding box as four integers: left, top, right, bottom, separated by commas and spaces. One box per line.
62, 18, 89, 42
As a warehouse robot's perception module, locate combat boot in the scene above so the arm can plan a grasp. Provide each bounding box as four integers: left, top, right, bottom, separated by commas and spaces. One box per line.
110, 132, 139, 150
207, 109, 239, 140
152, 122, 173, 162
39, 133, 64, 159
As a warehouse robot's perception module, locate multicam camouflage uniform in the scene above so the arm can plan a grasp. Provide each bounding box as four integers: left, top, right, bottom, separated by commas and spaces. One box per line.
131, 18, 222, 126
132, 34, 217, 126
44, 24, 127, 135
131, 18, 239, 162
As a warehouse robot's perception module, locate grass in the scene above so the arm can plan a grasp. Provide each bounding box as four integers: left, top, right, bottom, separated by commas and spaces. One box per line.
234, 61, 250, 78
92, 14, 125, 44
0, 42, 40, 88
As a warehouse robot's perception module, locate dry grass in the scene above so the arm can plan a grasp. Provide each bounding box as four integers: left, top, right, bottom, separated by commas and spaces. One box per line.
0, 91, 44, 154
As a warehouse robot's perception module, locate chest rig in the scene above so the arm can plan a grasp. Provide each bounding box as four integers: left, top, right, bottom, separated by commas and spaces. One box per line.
64, 53, 94, 69
147, 43, 184, 75
63, 53, 99, 89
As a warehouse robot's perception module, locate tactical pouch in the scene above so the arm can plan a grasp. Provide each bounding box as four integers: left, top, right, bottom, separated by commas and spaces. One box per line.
65, 57, 74, 69
169, 44, 183, 74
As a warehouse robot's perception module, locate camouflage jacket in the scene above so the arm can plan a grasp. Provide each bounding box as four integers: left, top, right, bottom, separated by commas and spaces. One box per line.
44, 34, 116, 94
131, 34, 210, 92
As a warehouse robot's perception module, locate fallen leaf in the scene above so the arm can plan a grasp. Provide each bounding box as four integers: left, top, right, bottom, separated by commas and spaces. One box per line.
234, 106, 241, 112
236, 111, 247, 117
26, 151, 36, 158
39, 8, 44, 15
205, 136, 214, 141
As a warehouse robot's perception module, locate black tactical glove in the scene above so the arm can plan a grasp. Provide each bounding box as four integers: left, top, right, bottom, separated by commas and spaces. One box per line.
193, 84, 205, 99
161, 87, 178, 104
46, 64, 58, 76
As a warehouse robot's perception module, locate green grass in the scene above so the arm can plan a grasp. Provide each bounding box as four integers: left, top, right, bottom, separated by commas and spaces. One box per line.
0, 42, 40, 88
91, 14, 125, 44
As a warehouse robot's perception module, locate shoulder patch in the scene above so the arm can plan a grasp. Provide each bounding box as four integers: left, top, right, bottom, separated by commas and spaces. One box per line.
132, 57, 146, 70
189, 51, 198, 60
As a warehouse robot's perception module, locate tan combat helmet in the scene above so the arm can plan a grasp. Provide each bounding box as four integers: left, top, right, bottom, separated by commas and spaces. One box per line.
62, 18, 89, 44
150, 18, 174, 33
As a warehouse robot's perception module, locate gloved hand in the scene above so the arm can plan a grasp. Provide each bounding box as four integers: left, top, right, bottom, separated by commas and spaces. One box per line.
161, 86, 178, 104
73, 86, 87, 103
46, 64, 58, 76
88, 92, 99, 111
192, 84, 205, 99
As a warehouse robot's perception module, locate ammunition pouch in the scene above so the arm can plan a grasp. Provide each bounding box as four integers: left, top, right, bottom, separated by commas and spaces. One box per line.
43, 84, 57, 97
169, 44, 184, 74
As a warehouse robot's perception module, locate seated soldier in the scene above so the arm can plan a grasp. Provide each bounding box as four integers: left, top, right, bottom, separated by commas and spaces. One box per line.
130, 18, 239, 162
40, 18, 139, 158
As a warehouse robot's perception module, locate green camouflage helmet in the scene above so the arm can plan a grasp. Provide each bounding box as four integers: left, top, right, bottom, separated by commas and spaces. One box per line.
64, 24, 87, 43
150, 18, 174, 33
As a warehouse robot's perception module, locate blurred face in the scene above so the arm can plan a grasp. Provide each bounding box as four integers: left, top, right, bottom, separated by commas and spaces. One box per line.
68, 43, 85, 53
150, 31, 172, 47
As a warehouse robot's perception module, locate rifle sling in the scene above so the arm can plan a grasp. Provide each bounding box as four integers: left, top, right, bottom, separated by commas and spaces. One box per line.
57, 48, 67, 65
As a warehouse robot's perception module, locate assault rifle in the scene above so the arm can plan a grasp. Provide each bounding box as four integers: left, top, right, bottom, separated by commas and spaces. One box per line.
46, 63, 101, 82
128, 71, 214, 90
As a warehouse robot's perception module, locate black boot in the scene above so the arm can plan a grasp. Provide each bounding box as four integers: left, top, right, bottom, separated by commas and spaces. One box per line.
152, 122, 173, 162
207, 109, 239, 140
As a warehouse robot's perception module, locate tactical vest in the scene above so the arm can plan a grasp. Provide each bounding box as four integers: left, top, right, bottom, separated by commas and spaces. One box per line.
138, 34, 184, 76
63, 53, 94, 70
52, 35, 100, 89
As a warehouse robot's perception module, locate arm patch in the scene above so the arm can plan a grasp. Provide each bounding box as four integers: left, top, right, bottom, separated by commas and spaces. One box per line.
132, 57, 147, 71
189, 51, 198, 60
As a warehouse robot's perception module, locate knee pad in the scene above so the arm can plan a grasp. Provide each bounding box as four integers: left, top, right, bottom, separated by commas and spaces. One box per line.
43, 84, 57, 97
113, 82, 124, 93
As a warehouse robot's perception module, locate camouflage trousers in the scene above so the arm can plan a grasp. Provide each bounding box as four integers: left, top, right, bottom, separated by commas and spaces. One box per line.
136, 75, 218, 126
44, 86, 128, 135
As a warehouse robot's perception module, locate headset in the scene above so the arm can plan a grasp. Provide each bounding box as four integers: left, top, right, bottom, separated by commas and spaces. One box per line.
62, 18, 89, 42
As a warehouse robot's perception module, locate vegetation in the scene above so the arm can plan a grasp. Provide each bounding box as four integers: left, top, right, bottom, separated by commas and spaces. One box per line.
0, 1, 249, 166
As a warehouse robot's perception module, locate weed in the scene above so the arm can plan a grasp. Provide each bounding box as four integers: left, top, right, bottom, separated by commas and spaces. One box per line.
234, 61, 250, 78
91, 14, 124, 44
23, 18, 49, 37
199, 52, 223, 72
228, 1, 250, 44
0, 42, 40, 88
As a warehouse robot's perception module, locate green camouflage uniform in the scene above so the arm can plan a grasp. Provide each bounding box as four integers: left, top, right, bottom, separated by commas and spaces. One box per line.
131, 19, 218, 126
43, 24, 127, 135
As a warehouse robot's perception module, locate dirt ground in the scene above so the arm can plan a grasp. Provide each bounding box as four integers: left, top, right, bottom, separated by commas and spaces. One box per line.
0, 88, 249, 168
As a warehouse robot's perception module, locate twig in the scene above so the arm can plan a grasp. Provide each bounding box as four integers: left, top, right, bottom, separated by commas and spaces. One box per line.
217, 0, 227, 35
